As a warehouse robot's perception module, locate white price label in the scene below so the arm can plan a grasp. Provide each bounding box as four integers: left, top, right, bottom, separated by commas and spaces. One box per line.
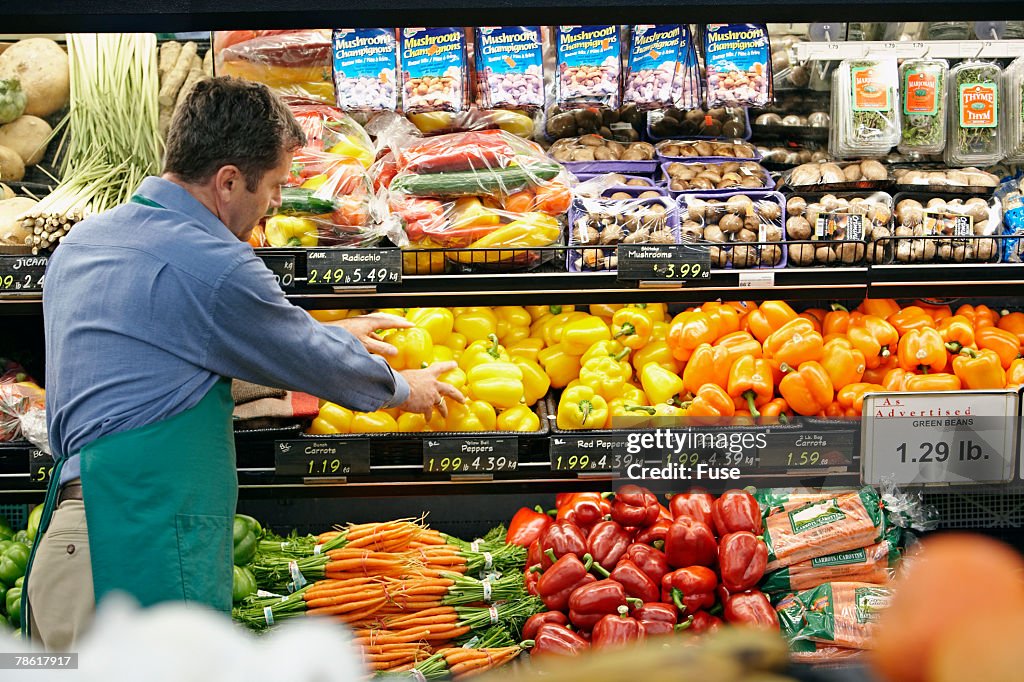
861, 390, 1017, 486
738, 271, 775, 288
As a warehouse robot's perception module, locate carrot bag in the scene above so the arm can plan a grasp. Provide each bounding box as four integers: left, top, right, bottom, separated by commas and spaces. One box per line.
755, 487, 862, 517
793, 581, 894, 650
761, 527, 901, 594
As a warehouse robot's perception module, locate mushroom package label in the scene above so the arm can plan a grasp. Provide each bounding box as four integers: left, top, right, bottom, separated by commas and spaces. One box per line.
624, 25, 681, 110
703, 23, 773, 109
474, 26, 544, 111
332, 28, 398, 112
556, 25, 622, 109
400, 27, 467, 114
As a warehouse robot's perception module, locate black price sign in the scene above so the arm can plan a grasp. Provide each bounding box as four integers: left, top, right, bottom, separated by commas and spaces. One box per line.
616, 244, 711, 281
275, 439, 371, 477
0, 255, 47, 293
549, 435, 643, 471
758, 425, 857, 470
258, 254, 296, 290
423, 438, 518, 473
28, 448, 54, 485
305, 248, 402, 287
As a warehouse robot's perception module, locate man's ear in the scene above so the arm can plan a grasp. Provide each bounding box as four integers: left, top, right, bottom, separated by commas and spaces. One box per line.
213, 165, 245, 198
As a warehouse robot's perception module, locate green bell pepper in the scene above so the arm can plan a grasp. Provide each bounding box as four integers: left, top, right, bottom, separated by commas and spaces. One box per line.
5, 587, 20, 627
11, 531, 27, 545
26, 505, 43, 543
233, 532, 257, 567
0, 544, 28, 587
236, 514, 263, 538
0, 541, 12, 556
13, 576, 22, 589
0, 583, 7, 614
232, 565, 257, 603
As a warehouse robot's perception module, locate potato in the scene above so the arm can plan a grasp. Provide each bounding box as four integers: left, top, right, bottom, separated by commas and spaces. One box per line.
0, 39, 70, 117
0, 195, 35, 245
0, 144, 24, 181
0, 115, 52, 166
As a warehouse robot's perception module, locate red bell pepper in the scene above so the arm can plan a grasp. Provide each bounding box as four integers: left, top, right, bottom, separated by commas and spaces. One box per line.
527, 539, 543, 569
611, 485, 661, 528
634, 603, 679, 636
592, 607, 646, 649
586, 520, 632, 568
397, 130, 517, 174
556, 493, 612, 531
507, 506, 553, 547
717, 531, 768, 593
712, 489, 763, 536
532, 623, 590, 656
723, 590, 779, 629
623, 543, 670, 585
661, 566, 717, 616
664, 516, 717, 569
569, 580, 642, 631
539, 522, 588, 569
525, 567, 540, 596
522, 611, 570, 641
688, 610, 724, 634
634, 519, 671, 548
537, 553, 595, 612
599, 559, 660, 604
669, 490, 716, 528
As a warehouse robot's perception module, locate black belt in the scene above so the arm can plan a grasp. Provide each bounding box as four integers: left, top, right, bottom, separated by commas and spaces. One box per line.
57, 481, 83, 503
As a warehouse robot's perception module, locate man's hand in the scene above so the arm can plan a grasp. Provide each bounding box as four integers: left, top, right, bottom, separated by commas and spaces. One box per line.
399, 362, 466, 419
327, 313, 412, 358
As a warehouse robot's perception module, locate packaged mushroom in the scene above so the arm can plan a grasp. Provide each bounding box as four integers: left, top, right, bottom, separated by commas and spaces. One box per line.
544, 103, 646, 142
623, 25, 682, 110
647, 106, 751, 141
654, 139, 760, 161
549, 135, 657, 174
757, 146, 830, 169
782, 160, 890, 191
399, 27, 468, 115
785, 192, 895, 266
556, 25, 622, 110
891, 166, 1000, 194
678, 191, 787, 269
702, 23, 773, 109
889, 193, 1003, 263
474, 26, 545, 112
567, 195, 679, 271
572, 173, 657, 198
663, 160, 772, 194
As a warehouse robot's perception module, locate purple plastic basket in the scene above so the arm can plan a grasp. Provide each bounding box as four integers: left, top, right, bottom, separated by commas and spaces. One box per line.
654, 139, 762, 164
573, 173, 656, 187
560, 160, 660, 177
599, 186, 669, 199
567, 196, 681, 273
646, 108, 753, 142
662, 161, 776, 197
676, 190, 788, 269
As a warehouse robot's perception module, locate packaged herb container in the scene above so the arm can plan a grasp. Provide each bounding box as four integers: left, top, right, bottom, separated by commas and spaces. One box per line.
830, 58, 900, 159
1001, 57, 1024, 163
898, 59, 948, 156
945, 61, 1003, 167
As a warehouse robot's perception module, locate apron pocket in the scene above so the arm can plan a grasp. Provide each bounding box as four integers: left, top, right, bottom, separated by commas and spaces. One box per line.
175, 513, 233, 613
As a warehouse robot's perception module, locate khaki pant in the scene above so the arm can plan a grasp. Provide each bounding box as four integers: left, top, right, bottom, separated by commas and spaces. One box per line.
27, 499, 95, 651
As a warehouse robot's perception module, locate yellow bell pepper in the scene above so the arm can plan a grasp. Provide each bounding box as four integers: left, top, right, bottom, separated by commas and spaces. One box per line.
264, 215, 318, 247
398, 412, 429, 432
631, 340, 681, 374
445, 332, 468, 353
438, 359, 467, 392
432, 346, 455, 363
446, 399, 498, 431
538, 343, 583, 389
497, 404, 541, 432
620, 384, 649, 406
467, 362, 525, 409
557, 385, 609, 430
508, 338, 545, 363
581, 340, 628, 366
454, 307, 498, 343
640, 363, 685, 406
407, 308, 454, 344
612, 307, 655, 350
326, 135, 374, 168
495, 306, 532, 345
512, 356, 551, 406
579, 352, 633, 400
403, 238, 448, 275
385, 327, 434, 371
561, 316, 613, 356
450, 213, 561, 264
630, 303, 668, 323
307, 402, 353, 434
375, 307, 409, 318
542, 311, 589, 347
449, 197, 503, 232
606, 400, 654, 428
351, 411, 399, 433
460, 334, 511, 372
589, 304, 624, 322
527, 304, 572, 322
308, 309, 358, 322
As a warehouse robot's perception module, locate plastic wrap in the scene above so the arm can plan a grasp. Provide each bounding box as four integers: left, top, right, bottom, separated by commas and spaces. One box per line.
891, 166, 1000, 193
757, 145, 830, 169
890, 192, 1003, 263
672, 25, 703, 111
703, 24, 773, 109
214, 30, 334, 103
1002, 57, 1024, 163
392, 195, 564, 249
623, 25, 681, 110
286, 99, 375, 168
785, 192, 894, 266
782, 161, 891, 191
898, 59, 949, 156
474, 27, 545, 112
761, 528, 900, 594
331, 28, 398, 113
788, 582, 894, 650
996, 176, 1024, 263
662, 160, 773, 194
771, 32, 812, 91
555, 25, 621, 110
567, 195, 679, 271
571, 174, 656, 197
755, 488, 862, 516
544, 104, 645, 142
399, 27, 468, 115
831, 58, 901, 159
677, 191, 786, 268
548, 135, 657, 176
655, 139, 760, 162
946, 61, 1003, 168
0, 378, 44, 443
647, 107, 751, 141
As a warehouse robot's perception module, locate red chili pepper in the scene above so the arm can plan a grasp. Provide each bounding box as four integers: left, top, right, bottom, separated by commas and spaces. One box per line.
669, 490, 716, 528
556, 494, 612, 531
532, 623, 590, 656
569, 580, 642, 631
539, 521, 588, 569
723, 590, 779, 629
601, 559, 660, 604
623, 543, 670, 584
634, 519, 671, 548
611, 484, 661, 528
537, 553, 596, 612
687, 610, 724, 634
522, 611, 570, 641
712, 489, 763, 535
634, 603, 679, 636
586, 520, 632, 568
506, 505, 553, 547
661, 566, 717, 616
664, 516, 717, 569
592, 606, 646, 649
717, 531, 768, 593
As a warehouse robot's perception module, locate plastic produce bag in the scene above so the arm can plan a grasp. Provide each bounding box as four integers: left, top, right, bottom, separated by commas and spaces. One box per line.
663, 160, 772, 193
831, 58, 900, 159
755, 488, 862, 516
399, 27, 468, 115
474, 26, 545, 112
548, 135, 656, 164
890, 193, 1003, 263
331, 28, 398, 113
891, 165, 1000, 192
761, 528, 900, 594
898, 58, 948, 156
214, 30, 334, 103
623, 25, 681, 110
678, 191, 786, 269
391, 195, 563, 249
703, 23, 773, 109
286, 98, 374, 168
784, 192, 894, 266
782, 161, 890, 190
791, 582, 894, 650
0, 376, 44, 443
555, 25, 622, 110
946, 60, 1003, 168
647, 106, 750, 141
655, 139, 760, 161
671, 25, 703, 111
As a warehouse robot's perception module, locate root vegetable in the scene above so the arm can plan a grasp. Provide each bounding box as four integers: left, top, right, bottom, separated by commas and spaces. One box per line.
159, 41, 182, 80
0, 144, 24, 181
0, 38, 70, 117
202, 49, 214, 77
0, 115, 52, 166
0, 196, 36, 244
159, 40, 197, 108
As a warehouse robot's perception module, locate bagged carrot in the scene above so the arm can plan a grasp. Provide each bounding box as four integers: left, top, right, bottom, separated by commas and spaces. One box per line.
755, 487, 861, 517
792, 581, 893, 650
762, 528, 901, 594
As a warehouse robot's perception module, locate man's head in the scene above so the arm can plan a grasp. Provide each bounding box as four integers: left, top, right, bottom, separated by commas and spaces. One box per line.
162, 77, 305, 240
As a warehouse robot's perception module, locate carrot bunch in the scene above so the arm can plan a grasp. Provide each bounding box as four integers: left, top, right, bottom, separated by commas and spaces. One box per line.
437, 645, 525, 678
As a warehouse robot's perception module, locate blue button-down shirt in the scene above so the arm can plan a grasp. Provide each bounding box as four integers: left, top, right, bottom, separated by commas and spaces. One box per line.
44, 176, 409, 482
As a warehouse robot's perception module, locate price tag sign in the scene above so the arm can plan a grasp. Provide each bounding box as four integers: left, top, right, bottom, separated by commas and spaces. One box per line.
861, 390, 1017, 486
275, 439, 371, 477
549, 434, 644, 471
616, 244, 711, 281
0, 255, 46, 293
258, 254, 296, 290
28, 448, 54, 485
305, 248, 402, 287
423, 438, 518, 473
759, 422, 858, 469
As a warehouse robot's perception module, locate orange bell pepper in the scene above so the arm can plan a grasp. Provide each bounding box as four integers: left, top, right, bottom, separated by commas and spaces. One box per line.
897, 328, 947, 373
976, 326, 1021, 369
956, 304, 998, 329
822, 304, 862, 336
727, 356, 773, 417
913, 301, 952, 323
887, 306, 934, 336
883, 368, 913, 392
667, 310, 719, 362
847, 315, 899, 370
1007, 358, 1024, 387
779, 361, 834, 416
763, 318, 824, 368
683, 384, 735, 419
938, 315, 977, 355
682, 343, 722, 395
998, 312, 1024, 347
701, 302, 741, 340
799, 309, 825, 334
837, 382, 885, 416
858, 298, 900, 319
747, 301, 798, 343
759, 397, 792, 423
612, 307, 655, 350
952, 349, 1007, 390
904, 373, 962, 392
821, 337, 866, 388
821, 401, 847, 418
862, 354, 898, 384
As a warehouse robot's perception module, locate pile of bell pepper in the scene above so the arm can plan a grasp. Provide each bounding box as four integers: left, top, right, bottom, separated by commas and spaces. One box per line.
508, 485, 778, 653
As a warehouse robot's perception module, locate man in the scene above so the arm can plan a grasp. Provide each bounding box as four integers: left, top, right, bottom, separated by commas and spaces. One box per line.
25, 77, 463, 650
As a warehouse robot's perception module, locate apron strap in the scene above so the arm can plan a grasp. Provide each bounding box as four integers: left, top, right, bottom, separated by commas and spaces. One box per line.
129, 194, 163, 209
21, 456, 67, 638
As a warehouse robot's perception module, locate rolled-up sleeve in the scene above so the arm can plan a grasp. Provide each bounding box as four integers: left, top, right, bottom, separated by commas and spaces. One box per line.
201, 255, 409, 411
